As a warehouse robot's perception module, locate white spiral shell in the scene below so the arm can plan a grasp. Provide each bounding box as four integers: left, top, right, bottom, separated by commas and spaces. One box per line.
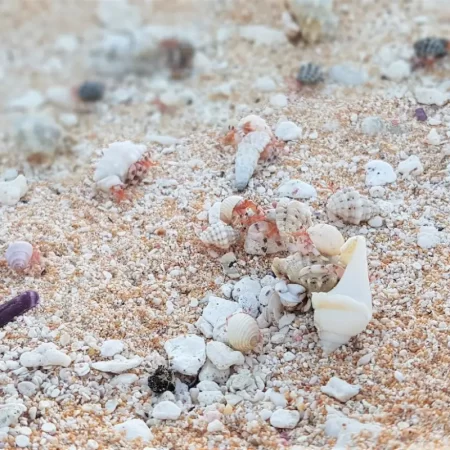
307, 223, 344, 256
220, 196, 244, 224
276, 198, 312, 236
235, 131, 271, 191
199, 222, 240, 249
227, 313, 260, 352
326, 188, 380, 225
5, 241, 33, 272
93, 141, 147, 192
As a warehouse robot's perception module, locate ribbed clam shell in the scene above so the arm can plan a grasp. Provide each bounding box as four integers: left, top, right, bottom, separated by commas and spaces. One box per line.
235, 131, 271, 191
5, 241, 33, 272
220, 196, 243, 224
94, 141, 147, 188
326, 188, 379, 225
227, 313, 260, 352
275, 198, 312, 235
199, 222, 240, 250
307, 223, 344, 256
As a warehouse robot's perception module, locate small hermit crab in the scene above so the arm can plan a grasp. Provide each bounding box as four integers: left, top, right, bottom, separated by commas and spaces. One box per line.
93, 141, 157, 202
412, 37, 449, 69
5, 241, 44, 276
296, 62, 325, 87
215, 196, 266, 228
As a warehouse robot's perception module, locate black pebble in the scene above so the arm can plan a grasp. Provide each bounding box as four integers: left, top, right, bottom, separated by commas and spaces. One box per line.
147, 365, 175, 393
77, 81, 105, 102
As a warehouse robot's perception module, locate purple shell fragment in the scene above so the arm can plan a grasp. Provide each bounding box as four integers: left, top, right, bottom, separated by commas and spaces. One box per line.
415, 108, 427, 122
0, 291, 40, 328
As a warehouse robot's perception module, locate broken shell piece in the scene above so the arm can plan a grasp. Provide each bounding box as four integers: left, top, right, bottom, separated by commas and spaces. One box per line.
220, 196, 244, 224
235, 131, 272, 191
219, 252, 240, 279
199, 222, 240, 250
276, 179, 317, 200
208, 201, 222, 225
275, 198, 312, 236
227, 313, 260, 353
0, 175, 28, 206
307, 224, 344, 256
275, 280, 308, 312
312, 236, 372, 354
245, 221, 287, 255
326, 188, 380, 225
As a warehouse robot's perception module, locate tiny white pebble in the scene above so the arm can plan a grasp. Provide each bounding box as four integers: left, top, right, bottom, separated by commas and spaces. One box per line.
270, 94, 288, 108
394, 371, 405, 382
357, 353, 373, 366
15, 435, 30, 448
42, 423, 57, 434
368, 216, 383, 228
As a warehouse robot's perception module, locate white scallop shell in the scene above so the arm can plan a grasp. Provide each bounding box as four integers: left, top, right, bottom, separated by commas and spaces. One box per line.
312, 236, 372, 354
326, 188, 380, 225
220, 196, 243, 224
208, 201, 222, 225
244, 221, 286, 255
276, 179, 317, 200
93, 141, 147, 192
227, 313, 260, 352
275, 198, 312, 236
307, 224, 344, 256
0, 175, 29, 206
235, 131, 271, 191
199, 222, 240, 249
5, 241, 33, 271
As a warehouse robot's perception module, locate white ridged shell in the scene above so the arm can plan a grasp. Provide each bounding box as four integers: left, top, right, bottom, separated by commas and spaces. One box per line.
220, 196, 243, 224
227, 313, 260, 352
5, 241, 33, 271
275, 198, 312, 235
235, 131, 271, 191
307, 224, 344, 256
93, 141, 147, 192
199, 222, 240, 249
326, 188, 380, 225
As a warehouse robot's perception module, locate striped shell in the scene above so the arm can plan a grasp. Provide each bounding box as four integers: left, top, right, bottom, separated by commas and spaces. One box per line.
5, 241, 33, 272
235, 131, 271, 191
296, 63, 325, 85
94, 141, 147, 192
199, 222, 240, 249
220, 196, 244, 224
275, 198, 312, 236
227, 313, 260, 352
307, 223, 344, 256
326, 188, 380, 225
414, 37, 448, 60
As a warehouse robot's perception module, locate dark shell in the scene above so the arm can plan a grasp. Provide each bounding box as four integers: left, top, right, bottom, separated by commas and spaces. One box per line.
415, 108, 427, 122
0, 291, 40, 328
296, 63, 325, 85
414, 37, 448, 60
148, 365, 175, 393
77, 81, 105, 102
160, 39, 195, 78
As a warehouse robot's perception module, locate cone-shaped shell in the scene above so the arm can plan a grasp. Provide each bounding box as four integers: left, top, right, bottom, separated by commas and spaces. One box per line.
220, 196, 243, 224
5, 241, 33, 271
312, 236, 372, 354
307, 224, 344, 256
235, 131, 271, 191
199, 222, 240, 250
326, 188, 379, 225
227, 313, 260, 352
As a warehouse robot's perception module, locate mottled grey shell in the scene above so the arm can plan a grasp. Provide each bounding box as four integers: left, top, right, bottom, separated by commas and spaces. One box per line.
326, 188, 380, 225
199, 222, 240, 249
235, 131, 271, 191
414, 37, 448, 59
296, 62, 325, 85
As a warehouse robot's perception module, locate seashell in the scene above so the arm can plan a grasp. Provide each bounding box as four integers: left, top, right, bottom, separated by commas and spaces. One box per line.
0, 175, 28, 206
307, 224, 344, 256
284, 0, 337, 44
208, 202, 222, 225
5, 241, 34, 272
199, 222, 240, 250
227, 313, 260, 353
77, 81, 105, 102
245, 221, 286, 255
93, 141, 148, 192
235, 131, 272, 191
296, 63, 325, 85
235, 115, 273, 142
312, 236, 372, 354
0, 291, 40, 328
275, 198, 312, 236
414, 37, 448, 60
326, 188, 380, 225
276, 179, 317, 200
220, 196, 243, 224
275, 280, 308, 312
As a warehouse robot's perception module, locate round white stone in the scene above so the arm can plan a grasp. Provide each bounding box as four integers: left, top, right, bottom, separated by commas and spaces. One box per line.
152, 401, 181, 420
270, 409, 300, 429
42, 423, 57, 434
18, 382, 37, 397
361, 117, 384, 136
368, 216, 383, 228
270, 94, 288, 108
253, 76, 276, 92
15, 435, 30, 448
207, 419, 224, 433
275, 121, 302, 141
381, 60, 411, 81
113, 419, 153, 442
365, 160, 396, 186
100, 340, 124, 357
